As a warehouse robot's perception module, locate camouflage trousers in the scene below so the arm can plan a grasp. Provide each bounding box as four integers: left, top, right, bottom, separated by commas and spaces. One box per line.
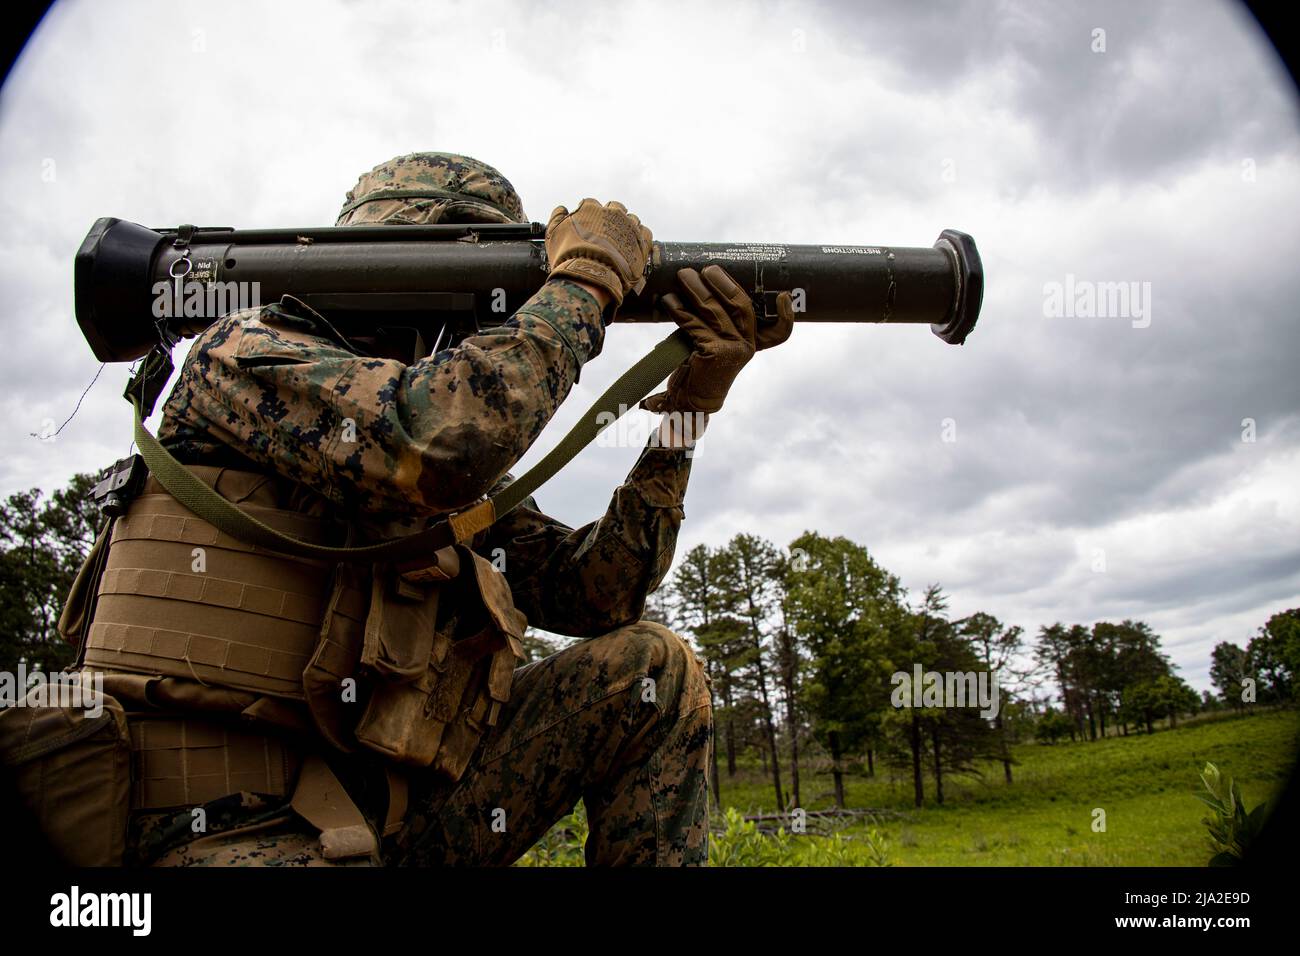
136, 620, 712, 867
393, 620, 713, 866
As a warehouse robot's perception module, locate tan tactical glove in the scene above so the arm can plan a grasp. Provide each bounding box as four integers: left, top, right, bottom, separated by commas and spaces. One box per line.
545, 199, 654, 310
642, 265, 795, 415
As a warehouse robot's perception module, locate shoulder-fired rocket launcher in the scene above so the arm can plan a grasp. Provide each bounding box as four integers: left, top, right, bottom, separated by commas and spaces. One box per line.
73, 218, 983, 362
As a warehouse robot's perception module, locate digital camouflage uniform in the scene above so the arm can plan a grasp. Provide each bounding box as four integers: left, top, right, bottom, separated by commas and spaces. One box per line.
124, 153, 712, 866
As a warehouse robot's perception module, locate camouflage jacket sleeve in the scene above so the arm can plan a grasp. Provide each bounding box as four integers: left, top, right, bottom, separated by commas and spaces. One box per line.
480, 441, 692, 637
158, 280, 605, 515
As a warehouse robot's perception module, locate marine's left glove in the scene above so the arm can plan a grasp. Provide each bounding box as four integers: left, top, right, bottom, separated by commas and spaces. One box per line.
642, 265, 794, 415
545, 199, 654, 312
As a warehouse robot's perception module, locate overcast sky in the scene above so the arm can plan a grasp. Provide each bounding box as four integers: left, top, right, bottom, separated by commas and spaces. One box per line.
1, 0, 1297, 692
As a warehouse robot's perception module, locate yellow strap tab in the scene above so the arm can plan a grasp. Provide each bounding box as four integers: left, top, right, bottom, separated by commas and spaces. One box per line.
448, 499, 497, 543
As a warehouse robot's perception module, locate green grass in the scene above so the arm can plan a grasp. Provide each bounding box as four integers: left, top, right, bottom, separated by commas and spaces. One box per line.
710, 707, 1299, 866
516, 707, 1297, 865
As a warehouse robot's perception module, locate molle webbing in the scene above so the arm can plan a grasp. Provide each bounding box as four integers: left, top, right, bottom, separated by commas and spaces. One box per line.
129, 715, 301, 810
83, 473, 340, 701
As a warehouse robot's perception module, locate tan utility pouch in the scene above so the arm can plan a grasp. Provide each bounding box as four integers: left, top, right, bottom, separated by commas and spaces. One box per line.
0, 679, 131, 866
303, 562, 370, 752
352, 548, 526, 777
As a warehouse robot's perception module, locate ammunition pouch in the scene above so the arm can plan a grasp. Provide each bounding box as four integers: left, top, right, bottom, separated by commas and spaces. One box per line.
350, 551, 524, 776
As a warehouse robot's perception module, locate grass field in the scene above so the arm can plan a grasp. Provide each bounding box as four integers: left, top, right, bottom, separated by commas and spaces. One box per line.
711, 707, 1299, 865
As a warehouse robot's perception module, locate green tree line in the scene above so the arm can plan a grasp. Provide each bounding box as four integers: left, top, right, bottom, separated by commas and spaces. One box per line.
655, 531, 1297, 811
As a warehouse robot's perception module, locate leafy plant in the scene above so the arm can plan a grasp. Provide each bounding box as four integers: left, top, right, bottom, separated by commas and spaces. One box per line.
1196, 761, 1270, 865
707, 808, 791, 866
514, 802, 589, 867
859, 826, 892, 867
706, 807, 891, 866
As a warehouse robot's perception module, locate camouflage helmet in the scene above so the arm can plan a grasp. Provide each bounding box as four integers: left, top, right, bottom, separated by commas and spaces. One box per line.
336, 152, 526, 226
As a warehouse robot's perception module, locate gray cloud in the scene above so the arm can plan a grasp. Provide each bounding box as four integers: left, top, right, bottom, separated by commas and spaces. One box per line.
817, 0, 1298, 191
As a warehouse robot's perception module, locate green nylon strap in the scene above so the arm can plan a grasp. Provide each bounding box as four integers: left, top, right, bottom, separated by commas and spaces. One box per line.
130, 329, 693, 565
490, 329, 692, 516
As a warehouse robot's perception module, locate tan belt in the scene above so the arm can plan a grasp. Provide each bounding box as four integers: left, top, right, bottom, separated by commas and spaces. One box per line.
129, 714, 302, 811
129, 714, 406, 860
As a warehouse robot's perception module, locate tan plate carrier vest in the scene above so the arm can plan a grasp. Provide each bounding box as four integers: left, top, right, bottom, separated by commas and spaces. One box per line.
32, 466, 525, 864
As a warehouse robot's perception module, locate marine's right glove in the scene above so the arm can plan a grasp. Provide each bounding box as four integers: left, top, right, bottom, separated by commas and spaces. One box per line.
545, 199, 653, 311
642, 264, 794, 415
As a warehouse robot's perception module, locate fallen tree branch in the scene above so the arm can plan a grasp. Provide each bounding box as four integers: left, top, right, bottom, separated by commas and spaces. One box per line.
743, 808, 908, 823
709, 807, 912, 836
